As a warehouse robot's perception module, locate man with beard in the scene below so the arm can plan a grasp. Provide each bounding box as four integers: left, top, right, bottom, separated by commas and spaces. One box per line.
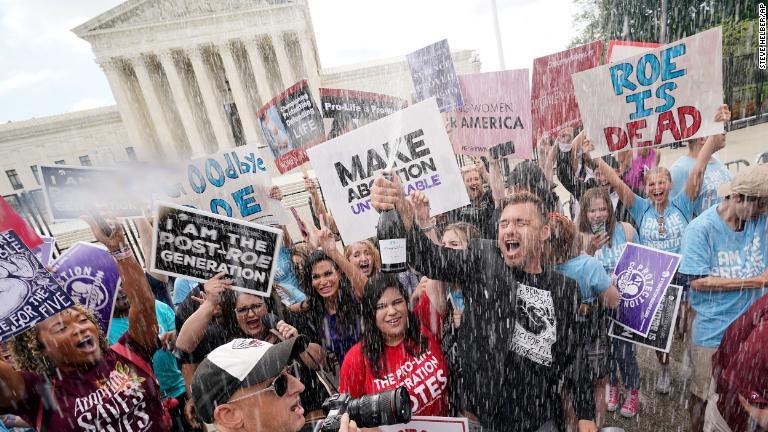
371, 175, 597, 432
108, 288, 192, 431
442, 164, 495, 238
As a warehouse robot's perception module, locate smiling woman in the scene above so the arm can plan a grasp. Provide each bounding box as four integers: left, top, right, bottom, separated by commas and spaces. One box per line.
0, 217, 166, 432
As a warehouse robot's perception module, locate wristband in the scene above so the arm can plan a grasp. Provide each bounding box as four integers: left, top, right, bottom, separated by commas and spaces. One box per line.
421, 224, 436, 232
109, 245, 134, 261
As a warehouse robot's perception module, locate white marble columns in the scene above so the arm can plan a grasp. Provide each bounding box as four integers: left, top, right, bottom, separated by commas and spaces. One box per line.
100, 29, 320, 159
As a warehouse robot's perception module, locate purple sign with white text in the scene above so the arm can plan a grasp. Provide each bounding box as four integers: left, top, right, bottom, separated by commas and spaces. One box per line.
51, 242, 121, 334
613, 243, 681, 337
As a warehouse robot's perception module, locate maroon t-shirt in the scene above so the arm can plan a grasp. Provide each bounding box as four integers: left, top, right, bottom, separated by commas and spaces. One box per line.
712, 294, 768, 432
15, 333, 165, 432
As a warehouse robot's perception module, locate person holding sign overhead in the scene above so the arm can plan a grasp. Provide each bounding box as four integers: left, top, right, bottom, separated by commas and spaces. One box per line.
0, 217, 166, 432
588, 104, 730, 396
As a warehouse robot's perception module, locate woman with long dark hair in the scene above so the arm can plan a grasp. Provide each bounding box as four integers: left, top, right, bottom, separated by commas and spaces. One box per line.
339, 273, 449, 416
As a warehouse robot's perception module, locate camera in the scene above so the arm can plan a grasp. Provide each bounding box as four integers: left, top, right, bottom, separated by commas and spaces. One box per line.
319, 386, 412, 432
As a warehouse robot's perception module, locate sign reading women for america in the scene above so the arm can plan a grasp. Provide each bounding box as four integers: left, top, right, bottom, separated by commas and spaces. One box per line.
307, 98, 469, 243
572, 27, 723, 157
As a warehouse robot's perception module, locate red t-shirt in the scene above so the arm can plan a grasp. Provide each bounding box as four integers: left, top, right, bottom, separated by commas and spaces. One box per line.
712, 294, 768, 432
339, 329, 449, 416
15, 333, 165, 432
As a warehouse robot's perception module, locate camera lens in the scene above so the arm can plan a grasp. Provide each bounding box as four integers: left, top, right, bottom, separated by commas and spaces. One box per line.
347, 386, 412, 428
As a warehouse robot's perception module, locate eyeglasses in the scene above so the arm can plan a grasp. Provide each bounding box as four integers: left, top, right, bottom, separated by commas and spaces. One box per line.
657, 216, 667, 236
236, 303, 265, 316
227, 362, 300, 403
375, 297, 406, 311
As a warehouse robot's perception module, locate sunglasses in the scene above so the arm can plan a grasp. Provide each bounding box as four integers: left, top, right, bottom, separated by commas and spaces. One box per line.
227, 362, 301, 403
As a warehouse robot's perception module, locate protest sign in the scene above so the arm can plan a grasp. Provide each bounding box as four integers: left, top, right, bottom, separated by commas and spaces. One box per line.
320, 88, 408, 139
447, 70, 533, 159
572, 27, 724, 157
0, 230, 74, 342
306, 98, 469, 243
380, 416, 469, 432
32, 236, 55, 266
40, 164, 144, 221
531, 41, 603, 140
0, 196, 42, 249
407, 40, 464, 113
151, 202, 282, 297
160, 144, 287, 226
51, 242, 120, 334
610, 284, 682, 353
613, 243, 681, 337
257, 80, 325, 174
607, 40, 661, 63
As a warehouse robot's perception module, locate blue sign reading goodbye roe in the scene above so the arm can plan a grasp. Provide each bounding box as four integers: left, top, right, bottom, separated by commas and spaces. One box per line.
609, 43, 688, 119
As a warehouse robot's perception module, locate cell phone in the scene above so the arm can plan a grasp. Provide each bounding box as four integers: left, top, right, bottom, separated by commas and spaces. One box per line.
89, 210, 113, 237
591, 221, 606, 234
290, 208, 309, 239
489, 140, 515, 160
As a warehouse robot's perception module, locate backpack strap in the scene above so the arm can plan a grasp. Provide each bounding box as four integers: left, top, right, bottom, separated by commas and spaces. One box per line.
111, 342, 159, 387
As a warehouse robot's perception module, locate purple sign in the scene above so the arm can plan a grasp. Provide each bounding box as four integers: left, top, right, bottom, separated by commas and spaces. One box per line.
32, 236, 55, 267
51, 242, 121, 334
0, 230, 74, 342
613, 243, 681, 337
406, 39, 464, 112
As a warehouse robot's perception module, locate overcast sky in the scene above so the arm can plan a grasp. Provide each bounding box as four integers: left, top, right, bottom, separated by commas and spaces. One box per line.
0, 0, 579, 123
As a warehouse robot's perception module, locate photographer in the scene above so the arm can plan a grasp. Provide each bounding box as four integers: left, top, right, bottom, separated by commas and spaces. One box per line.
191, 337, 360, 432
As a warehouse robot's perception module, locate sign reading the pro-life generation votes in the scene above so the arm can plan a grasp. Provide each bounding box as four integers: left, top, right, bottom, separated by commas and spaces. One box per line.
51, 242, 121, 334
447, 70, 533, 159
610, 284, 682, 353
161, 145, 287, 226
257, 80, 325, 174
151, 202, 282, 297
320, 88, 408, 139
40, 165, 144, 221
613, 243, 681, 337
572, 27, 723, 157
307, 98, 469, 243
0, 230, 74, 342
380, 416, 469, 432
531, 41, 603, 140
407, 40, 464, 113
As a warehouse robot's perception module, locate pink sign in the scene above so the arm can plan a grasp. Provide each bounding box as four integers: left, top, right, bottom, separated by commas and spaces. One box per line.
447, 70, 532, 159
531, 41, 603, 141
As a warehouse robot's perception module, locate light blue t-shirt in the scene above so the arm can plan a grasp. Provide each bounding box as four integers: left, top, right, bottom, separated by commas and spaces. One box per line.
680, 206, 768, 347
273, 246, 306, 305
172, 278, 198, 306
629, 192, 695, 254
594, 223, 637, 275
109, 300, 187, 399
669, 155, 732, 216
556, 255, 613, 304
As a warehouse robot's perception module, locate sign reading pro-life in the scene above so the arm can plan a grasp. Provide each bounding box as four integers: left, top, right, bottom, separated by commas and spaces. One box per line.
151, 202, 282, 297
572, 27, 723, 157
307, 98, 469, 243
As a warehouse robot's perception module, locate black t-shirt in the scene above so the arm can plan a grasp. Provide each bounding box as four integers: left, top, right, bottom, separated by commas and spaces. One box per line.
442, 189, 496, 238
174, 287, 236, 365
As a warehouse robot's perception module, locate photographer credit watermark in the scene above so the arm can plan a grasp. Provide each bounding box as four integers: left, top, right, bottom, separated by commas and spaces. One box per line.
760, 3, 766, 70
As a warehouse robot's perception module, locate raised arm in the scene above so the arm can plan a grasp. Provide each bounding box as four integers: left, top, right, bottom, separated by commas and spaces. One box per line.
84, 217, 158, 352
684, 105, 730, 201
409, 191, 440, 245
175, 273, 231, 353
587, 139, 635, 208
488, 158, 506, 207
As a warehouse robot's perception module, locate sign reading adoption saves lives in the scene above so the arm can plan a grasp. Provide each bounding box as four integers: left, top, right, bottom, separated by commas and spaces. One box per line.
151, 202, 282, 297
0, 230, 74, 342
572, 27, 724, 157
161, 144, 287, 226
448, 70, 533, 159
257, 80, 325, 174
307, 98, 469, 243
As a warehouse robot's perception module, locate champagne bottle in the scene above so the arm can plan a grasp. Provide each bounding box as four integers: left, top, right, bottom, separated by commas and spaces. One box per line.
377, 172, 407, 273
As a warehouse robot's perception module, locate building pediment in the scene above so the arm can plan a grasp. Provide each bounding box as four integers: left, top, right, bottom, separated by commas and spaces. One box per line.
73, 0, 295, 36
